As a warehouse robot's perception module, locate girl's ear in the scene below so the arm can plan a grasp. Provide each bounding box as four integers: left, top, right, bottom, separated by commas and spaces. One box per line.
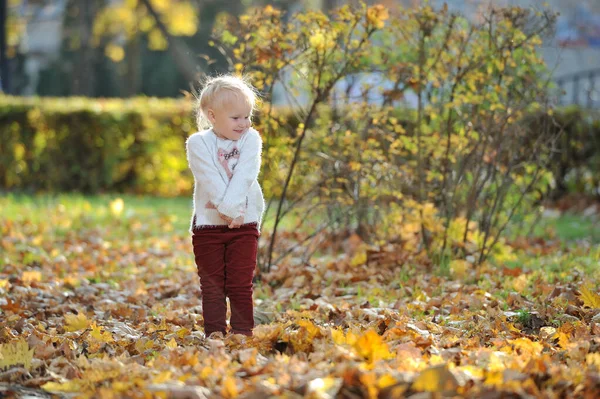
207, 109, 216, 123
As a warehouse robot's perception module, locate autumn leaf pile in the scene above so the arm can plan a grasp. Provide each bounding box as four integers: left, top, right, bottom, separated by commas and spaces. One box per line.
1, 198, 600, 398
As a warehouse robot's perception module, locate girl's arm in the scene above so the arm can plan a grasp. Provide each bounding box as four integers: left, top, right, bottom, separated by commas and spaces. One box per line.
217, 128, 262, 219
186, 134, 227, 208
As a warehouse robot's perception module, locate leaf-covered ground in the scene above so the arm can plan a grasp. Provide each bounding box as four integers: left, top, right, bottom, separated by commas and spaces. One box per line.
1, 194, 600, 398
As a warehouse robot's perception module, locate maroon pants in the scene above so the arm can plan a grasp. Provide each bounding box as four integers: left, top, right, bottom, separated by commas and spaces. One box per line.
192, 222, 259, 336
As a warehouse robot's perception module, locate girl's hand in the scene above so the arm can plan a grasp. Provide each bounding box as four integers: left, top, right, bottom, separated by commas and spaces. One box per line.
218, 212, 233, 224
228, 215, 244, 229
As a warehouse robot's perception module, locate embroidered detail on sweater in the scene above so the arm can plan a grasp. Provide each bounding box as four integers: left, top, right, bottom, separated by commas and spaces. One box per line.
205, 201, 217, 209
217, 147, 240, 180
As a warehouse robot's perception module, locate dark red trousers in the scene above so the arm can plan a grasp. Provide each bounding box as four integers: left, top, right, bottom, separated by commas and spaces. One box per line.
192, 222, 259, 336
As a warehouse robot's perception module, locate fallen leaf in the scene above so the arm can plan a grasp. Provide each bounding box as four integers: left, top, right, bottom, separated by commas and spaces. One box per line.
222, 376, 238, 398
0, 338, 35, 371
64, 312, 89, 332
353, 330, 393, 363
579, 285, 600, 308
412, 364, 460, 392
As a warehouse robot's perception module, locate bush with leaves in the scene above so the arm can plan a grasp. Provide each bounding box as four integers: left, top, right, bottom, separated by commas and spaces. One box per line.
0, 96, 195, 196
212, 2, 559, 271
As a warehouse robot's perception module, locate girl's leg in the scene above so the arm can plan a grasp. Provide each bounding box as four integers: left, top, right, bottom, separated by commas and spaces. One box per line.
192, 227, 227, 336
224, 224, 259, 336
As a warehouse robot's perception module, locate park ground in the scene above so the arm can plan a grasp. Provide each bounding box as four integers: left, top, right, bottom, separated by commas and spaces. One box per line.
1, 193, 600, 398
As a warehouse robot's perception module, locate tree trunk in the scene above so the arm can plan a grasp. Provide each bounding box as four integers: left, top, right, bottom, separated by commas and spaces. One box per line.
0, 0, 8, 93
73, 0, 99, 96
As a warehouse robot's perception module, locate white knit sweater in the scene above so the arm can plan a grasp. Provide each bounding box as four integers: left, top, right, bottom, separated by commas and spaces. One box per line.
186, 127, 265, 230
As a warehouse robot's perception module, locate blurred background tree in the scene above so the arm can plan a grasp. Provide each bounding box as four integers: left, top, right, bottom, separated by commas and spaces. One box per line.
3, 0, 254, 97
2, 0, 599, 102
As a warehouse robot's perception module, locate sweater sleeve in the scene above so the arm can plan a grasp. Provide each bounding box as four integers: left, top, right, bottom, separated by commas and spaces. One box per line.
217, 128, 262, 218
186, 134, 227, 207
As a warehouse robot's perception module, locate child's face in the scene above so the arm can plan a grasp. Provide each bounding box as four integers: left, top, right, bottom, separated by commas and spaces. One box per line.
207, 95, 252, 141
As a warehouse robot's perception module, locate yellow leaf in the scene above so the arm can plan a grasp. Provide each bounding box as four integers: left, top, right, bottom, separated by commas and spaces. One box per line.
148, 28, 168, 51
350, 250, 367, 266
556, 331, 570, 349
63, 276, 80, 288
367, 5, 389, 29
139, 15, 154, 32
507, 337, 543, 357
331, 328, 346, 345
112, 381, 132, 392
90, 322, 114, 343
307, 377, 342, 397
164, 3, 198, 36
176, 328, 190, 339
296, 319, 320, 339
135, 338, 155, 354
166, 338, 178, 349
586, 353, 600, 368
506, 321, 520, 333
429, 354, 445, 365
412, 364, 459, 392
105, 44, 125, 62
64, 312, 89, 332
359, 372, 379, 398
349, 161, 361, 172
200, 366, 212, 380
109, 197, 125, 217
263, 5, 281, 17
32, 235, 43, 246
484, 370, 503, 387
346, 330, 358, 346
579, 285, 600, 308
222, 376, 238, 398
0, 338, 35, 371
22, 271, 42, 284
353, 330, 393, 363
487, 352, 507, 372
512, 274, 529, 293
457, 365, 484, 380
153, 371, 172, 384
378, 373, 397, 389
42, 381, 84, 393
309, 31, 326, 50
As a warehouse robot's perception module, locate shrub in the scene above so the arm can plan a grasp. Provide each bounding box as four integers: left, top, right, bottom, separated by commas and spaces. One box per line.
0, 96, 195, 196
213, 2, 560, 270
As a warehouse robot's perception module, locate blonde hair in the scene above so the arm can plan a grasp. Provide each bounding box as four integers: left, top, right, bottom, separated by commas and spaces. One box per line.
196, 74, 259, 130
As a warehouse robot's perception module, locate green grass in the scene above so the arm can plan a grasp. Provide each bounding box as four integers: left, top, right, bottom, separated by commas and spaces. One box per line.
0, 193, 309, 236
512, 246, 600, 282
552, 213, 600, 242
2, 194, 598, 243
0, 192, 191, 223
0, 193, 192, 240
529, 212, 600, 243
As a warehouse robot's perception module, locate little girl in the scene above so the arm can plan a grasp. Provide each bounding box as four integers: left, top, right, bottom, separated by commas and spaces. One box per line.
186, 75, 264, 337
